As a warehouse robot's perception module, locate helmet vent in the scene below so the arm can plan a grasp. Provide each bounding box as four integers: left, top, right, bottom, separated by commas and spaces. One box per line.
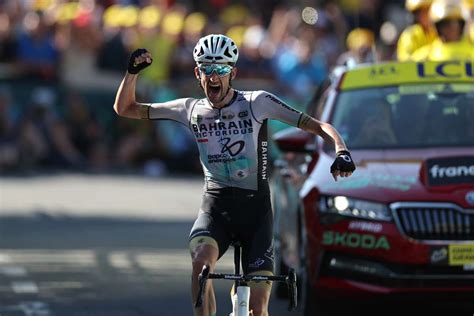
198, 47, 204, 57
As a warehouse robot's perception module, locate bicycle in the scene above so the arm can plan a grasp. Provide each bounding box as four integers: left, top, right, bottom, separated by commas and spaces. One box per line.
195, 242, 297, 316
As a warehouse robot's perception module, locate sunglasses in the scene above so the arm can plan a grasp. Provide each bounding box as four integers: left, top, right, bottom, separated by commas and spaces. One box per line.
198, 64, 233, 77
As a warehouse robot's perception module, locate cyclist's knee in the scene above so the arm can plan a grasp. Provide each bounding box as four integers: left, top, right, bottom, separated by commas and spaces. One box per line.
189, 237, 219, 273
191, 253, 217, 273
189, 236, 218, 255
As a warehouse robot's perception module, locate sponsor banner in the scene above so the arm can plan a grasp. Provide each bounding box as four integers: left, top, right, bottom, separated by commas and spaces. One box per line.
348, 221, 383, 233
429, 245, 474, 266
341, 61, 474, 90
449, 244, 474, 266
429, 247, 449, 264
424, 156, 474, 187
322, 231, 390, 250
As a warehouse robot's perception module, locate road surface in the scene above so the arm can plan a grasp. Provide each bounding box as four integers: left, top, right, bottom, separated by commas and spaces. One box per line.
0, 174, 298, 316
1, 174, 472, 316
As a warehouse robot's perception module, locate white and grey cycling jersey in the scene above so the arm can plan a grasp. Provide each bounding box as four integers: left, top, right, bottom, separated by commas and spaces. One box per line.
148, 90, 303, 193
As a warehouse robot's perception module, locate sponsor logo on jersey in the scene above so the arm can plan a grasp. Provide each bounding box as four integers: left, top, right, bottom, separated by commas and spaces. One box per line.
261, 141, 268, 180
265, 94, 300, 114
219, 138, 245, 157
192, 119, 253, 138
206, 138, 246, 164
221, 111, 235, 120
207, 155, 240, 164
264, 243, 274, 263
233, 169, 249, 179
249, 258, 266, 268
238, 110, 248, 118
204, 115, 220, 121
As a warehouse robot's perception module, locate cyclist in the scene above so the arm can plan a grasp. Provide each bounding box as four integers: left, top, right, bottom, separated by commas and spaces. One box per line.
397, 0, 437, 61
113, 34, 355, 316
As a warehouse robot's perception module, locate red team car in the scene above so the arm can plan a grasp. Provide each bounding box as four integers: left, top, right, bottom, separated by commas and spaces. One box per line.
271, 60, 474, 314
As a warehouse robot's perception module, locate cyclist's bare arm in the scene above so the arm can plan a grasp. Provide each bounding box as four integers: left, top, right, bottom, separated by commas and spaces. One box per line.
114, 74, 193, 125
114, 49, 153, 119
252, 91, 354, 181
298, 113, 355, 180
252, 91, 348, 153
113, 73, 149, 120
298, 113, 348, 153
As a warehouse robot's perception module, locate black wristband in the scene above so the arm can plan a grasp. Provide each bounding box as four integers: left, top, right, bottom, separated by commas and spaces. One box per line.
336, 150, 351, 157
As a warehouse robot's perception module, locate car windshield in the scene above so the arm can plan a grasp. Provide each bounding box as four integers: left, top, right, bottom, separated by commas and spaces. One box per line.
331, 83, 474, 149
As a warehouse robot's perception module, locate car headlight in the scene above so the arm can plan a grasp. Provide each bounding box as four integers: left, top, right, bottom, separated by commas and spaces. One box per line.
320, 196, 392, 221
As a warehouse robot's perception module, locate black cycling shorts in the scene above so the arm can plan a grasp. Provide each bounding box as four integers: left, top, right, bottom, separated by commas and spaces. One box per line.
189, 187, 274, 274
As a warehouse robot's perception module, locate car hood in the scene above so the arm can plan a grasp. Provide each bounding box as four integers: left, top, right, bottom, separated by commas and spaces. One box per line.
304, 147, 474, 208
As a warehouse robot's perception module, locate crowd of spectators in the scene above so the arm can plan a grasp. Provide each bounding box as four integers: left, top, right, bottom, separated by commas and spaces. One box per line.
0, 0, 406, 175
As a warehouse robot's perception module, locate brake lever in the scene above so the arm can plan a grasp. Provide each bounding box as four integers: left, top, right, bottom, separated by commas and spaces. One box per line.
195, 265, 210, 308
287, 268, 298, 311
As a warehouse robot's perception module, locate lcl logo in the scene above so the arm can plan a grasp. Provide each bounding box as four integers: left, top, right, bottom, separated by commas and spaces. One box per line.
417, 61, 473, 78
466, 191, 474, 206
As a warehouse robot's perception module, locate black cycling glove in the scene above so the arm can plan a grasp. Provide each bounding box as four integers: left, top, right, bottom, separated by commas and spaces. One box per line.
128, 48, 152, 74
330, 150, 356, 173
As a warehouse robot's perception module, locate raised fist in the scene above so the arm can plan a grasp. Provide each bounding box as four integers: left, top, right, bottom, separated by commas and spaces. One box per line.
128, 48, 152, 74
330, 150, 356, 180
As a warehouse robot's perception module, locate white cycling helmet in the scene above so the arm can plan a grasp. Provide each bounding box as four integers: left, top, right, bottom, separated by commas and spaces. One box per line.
193, 34, 239, 65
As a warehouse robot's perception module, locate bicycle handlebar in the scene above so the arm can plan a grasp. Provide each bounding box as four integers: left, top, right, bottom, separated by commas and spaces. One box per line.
194, 266, 298, 311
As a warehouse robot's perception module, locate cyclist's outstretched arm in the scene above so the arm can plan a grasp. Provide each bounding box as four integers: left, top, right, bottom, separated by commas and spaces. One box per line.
298, 114, 356, 180
252, 91, 348, 153
298, 114, 347, 153
113, 49, 152, 119
251, 91, 355, 180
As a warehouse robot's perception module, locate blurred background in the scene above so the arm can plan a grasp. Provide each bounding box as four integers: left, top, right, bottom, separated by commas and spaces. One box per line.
0, 0, 473, 315
0, 0, 421, 176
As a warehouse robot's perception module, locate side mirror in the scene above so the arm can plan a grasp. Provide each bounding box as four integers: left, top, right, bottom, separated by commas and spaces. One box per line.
272, 127, 315, 153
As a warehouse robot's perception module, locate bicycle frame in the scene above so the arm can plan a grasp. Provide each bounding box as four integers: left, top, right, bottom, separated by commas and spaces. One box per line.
195, 243, 297, 316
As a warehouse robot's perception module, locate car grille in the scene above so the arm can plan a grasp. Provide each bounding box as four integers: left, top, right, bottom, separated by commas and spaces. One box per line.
392, 203, 474, 241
